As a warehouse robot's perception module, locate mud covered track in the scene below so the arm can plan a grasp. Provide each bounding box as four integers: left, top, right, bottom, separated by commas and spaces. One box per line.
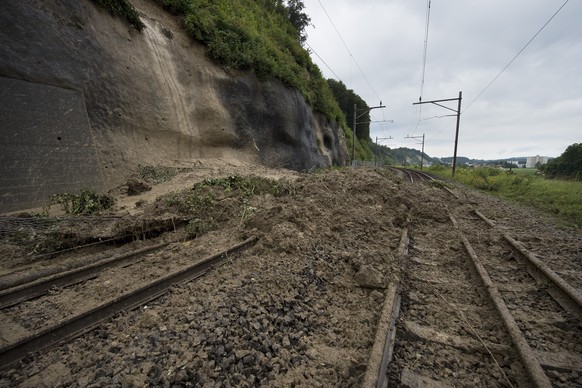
385, 171, 582, 387
0, 237, 257, 369
0, 166, 580, 386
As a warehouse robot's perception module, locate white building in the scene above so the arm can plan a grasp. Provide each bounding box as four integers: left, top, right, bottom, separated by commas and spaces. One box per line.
507, 160, 526, 168
526, 155, 549, 168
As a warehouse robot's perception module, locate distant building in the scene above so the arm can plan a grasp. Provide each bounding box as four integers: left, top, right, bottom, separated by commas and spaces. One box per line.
526, 155, 548, 168
508, 160, 526, 168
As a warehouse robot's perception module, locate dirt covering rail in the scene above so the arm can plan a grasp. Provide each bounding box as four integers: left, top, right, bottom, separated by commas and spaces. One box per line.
0, 237, 258, 369
386, 180, 581, 386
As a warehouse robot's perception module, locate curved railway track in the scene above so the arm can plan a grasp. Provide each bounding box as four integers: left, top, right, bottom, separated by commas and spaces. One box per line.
372, 169, 582, 387
390, 167, 434, 183
0, 237, 258, 369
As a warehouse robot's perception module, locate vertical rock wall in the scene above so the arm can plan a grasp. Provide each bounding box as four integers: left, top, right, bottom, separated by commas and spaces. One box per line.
0, 0, 348, 212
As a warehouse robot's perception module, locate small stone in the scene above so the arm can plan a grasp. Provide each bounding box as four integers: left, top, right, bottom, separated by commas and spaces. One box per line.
222, 355, 235, 370
370, 290, 384, 302
232, 373, 244, 384
282, 336, 291, 347
191, 336, 203, 347
175, 369, 188, 381
251, 320, 261, 331
235, 350, 249, 360
355, 265, 384, 288
215, 345, 225, 357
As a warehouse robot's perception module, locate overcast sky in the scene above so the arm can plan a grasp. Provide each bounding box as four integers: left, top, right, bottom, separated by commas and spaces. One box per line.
303, 0, 581, 160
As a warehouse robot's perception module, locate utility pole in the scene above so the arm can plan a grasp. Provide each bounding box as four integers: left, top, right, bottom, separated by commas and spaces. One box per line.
352, 103, 386, 166
405, 134, 425, 170
413, 91, 462, 176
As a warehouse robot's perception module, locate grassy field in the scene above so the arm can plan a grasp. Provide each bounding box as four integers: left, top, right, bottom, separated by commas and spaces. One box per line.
426, 166, 582, 228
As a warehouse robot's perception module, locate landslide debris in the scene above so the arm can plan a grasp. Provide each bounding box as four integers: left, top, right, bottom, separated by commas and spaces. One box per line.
0, 164, 579, 387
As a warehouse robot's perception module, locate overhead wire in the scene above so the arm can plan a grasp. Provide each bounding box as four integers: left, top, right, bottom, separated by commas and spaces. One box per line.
305, 42, 343, 81
418, 0, 568, 155
316, 0, 382, 103
462, 0, 570, 113
419, 0, 432, 103
412, 0, 432, 133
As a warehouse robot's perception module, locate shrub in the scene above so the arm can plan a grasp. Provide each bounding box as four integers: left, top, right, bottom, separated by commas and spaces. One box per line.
91, 0, 145, 30
50, 190, 115, 214
154, 0, 347, 126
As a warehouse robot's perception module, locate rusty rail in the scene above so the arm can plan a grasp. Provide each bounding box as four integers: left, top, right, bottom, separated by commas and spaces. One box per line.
450, 213, 552, 388
0, 236, 258, 370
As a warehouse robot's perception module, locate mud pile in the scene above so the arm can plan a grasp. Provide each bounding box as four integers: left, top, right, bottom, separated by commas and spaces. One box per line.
0, 165, 579, 386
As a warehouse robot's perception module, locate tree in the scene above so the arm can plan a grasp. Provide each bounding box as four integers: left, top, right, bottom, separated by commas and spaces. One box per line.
285, 0, 311, 44
327, 79, 371, 141
262, 0, 310, 44
544, 143, 582, 180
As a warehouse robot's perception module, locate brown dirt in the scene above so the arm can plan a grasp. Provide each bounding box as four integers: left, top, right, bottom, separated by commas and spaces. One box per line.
0, 162, 580, 387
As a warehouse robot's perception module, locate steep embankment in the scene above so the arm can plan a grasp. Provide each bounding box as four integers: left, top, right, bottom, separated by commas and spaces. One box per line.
0, 0, 348, 212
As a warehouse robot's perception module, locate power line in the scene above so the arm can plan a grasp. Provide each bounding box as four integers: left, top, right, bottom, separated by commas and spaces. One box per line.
316, 0, 382, 102
463, 0, 570, 113
304, 42, 342, 81
414, 0, 432, 132
419, 0, 432, 102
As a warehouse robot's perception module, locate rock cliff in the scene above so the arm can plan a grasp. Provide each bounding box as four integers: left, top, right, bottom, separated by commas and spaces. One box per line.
0, 0, 348, 212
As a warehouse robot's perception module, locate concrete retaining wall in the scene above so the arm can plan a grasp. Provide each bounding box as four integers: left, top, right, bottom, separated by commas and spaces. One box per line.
0, 77, 104, 213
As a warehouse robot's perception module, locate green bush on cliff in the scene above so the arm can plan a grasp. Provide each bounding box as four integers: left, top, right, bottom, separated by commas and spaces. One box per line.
94, 0, 353, 156
91, 0, 145, 30
154, 0, 346, 127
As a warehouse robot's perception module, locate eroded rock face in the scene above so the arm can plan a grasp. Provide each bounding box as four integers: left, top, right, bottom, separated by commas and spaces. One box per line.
216, 75, 347, 171
0, 0, 348, 211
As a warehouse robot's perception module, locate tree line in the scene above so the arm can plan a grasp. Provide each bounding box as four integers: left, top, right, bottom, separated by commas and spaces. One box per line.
543, 143, 582, 181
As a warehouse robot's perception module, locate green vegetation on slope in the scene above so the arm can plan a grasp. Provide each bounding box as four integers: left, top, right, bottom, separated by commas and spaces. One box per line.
427, 165, 582, 227
327, 79, 374, 160
49, 189, 116, 215
92, 0, 347, 134
91, 0, 145, 30
153, 0, 345, 127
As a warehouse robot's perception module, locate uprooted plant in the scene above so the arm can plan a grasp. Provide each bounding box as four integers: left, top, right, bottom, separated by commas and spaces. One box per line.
162, 175, 295, 238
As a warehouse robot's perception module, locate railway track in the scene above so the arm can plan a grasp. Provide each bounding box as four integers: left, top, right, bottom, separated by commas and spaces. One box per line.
0, 236, 258, 369
372, 188, 582, 386
0, 241, 171, 309
1, 167, 579, 385
390, 167, 434, 183
453, 208, 582, 383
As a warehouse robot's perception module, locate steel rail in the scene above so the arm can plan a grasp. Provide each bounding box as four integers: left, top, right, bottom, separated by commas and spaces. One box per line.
450, 213, 552, 388
389, 167, 414, 183
0, 242, 171, 309
0, 236, 258, 370
474, 209, 582, 317
363, 215, 410, 388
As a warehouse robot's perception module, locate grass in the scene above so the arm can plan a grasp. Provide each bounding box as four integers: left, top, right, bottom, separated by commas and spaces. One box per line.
511, 168, 538, 177
427, 166, 582, 228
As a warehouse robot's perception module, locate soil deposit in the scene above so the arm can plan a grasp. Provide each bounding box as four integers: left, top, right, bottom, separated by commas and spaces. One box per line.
0, 163, 580, 387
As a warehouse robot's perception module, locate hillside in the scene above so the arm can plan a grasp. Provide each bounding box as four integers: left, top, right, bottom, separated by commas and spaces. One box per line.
0, 0, 349, 213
